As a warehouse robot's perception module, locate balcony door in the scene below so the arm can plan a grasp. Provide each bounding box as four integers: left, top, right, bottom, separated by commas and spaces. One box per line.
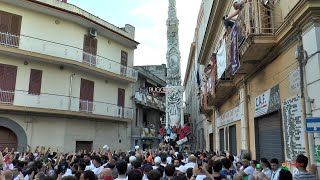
80, 79, 94, 113
0, 63, 17, 104
118, 88, 125, 117
83, 35, 97, 66
120, 51, 128, 75
0, 10, 22, 47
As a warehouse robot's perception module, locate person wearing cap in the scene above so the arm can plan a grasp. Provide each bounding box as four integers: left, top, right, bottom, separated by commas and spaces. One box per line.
152, 157, 162, 170
238, 158, 254, 179
178, 155, 196, 174
128, 156, 137, 173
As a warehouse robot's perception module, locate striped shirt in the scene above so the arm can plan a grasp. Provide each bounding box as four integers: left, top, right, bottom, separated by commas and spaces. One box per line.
293, 172, 316, 180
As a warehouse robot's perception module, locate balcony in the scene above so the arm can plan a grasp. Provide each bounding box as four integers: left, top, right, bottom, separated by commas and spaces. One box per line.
228, 0, 281, 75
134, 90, 165, 112
0, 89, 133, 121
0, 32, 138, 82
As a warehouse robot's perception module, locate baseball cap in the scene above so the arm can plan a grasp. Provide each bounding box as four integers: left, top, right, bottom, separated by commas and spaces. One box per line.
129, 156, 137, 163
154, 156, 161, 164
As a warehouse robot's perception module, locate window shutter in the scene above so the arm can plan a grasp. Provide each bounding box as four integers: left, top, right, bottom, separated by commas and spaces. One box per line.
121, 51, 128, 66
83, 35, 91, 53
117, 88, 125, 107
4, 64, 17, 91
91, 38, 97, 55
0, 11, 10, 33
28, 69, 42, 95
80, 79, 94, 101
10, 14, 22, 36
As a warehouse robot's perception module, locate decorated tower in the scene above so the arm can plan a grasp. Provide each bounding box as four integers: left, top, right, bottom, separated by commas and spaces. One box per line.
165, 0, 184, 128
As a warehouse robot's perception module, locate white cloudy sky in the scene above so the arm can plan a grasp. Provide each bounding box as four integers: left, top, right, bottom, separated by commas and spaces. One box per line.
68, 0, 202, 80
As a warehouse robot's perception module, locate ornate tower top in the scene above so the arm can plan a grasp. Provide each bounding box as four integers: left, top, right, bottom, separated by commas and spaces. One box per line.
166, 0, 181, 86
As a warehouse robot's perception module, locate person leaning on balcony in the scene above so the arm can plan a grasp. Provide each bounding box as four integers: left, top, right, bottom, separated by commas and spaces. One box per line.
225, 0, 252, 37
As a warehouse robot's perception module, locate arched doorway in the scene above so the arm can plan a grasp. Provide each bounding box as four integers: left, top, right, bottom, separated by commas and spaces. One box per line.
0, 126, 17, 151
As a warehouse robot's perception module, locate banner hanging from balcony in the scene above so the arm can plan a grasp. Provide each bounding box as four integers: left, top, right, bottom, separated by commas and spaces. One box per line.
230, 23, 240, 75
217, 38, 226, 79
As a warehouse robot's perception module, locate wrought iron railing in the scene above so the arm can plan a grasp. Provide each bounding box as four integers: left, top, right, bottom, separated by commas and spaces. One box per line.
0, 89, 133, 119
0, 32, 138, 80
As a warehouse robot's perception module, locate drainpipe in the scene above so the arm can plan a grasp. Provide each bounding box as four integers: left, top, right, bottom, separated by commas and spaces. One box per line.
69, 73, 75, 110
241, 82, 249, 154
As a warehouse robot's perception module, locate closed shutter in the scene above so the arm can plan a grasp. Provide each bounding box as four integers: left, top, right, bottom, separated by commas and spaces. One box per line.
229, 125, 237, 156
121, 51, 128, 75
121, 51, 128, 66
255, 111, 284, 161
0, 64, 17, 104
219, 128, 224, 152
0, 11, 21, 47
0, 11, 10, 33
79, 79, 94, 113
118, 88, 125, 107
83, 35, 97, 66
118, 88, 125, 117
28, 69, 42, 95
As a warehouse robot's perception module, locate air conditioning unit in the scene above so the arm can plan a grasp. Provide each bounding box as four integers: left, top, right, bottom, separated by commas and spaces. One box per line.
89, 28, 97, 37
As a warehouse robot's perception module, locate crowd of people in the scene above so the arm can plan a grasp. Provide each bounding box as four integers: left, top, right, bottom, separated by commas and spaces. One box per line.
0, 145, 318, 180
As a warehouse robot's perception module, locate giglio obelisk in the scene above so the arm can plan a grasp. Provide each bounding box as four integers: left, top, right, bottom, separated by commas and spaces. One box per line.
165, 0, 184, 128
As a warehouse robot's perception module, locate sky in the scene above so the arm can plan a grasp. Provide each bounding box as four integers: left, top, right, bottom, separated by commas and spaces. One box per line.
68, 0, 202, 81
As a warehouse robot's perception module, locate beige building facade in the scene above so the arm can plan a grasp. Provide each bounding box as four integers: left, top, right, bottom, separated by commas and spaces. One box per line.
0, 0, 139, 152
196, 0, 320, 169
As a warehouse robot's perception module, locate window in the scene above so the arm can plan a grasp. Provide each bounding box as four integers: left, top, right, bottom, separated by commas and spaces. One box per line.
0, 63, 17, 104
79, 79, 94, 113
0, 10, 22, 47
28, 69, 42, 95
120, 51, 128, 75
117, 88, 125, 117
83, 35, 97, 66
75, 141, 92, 152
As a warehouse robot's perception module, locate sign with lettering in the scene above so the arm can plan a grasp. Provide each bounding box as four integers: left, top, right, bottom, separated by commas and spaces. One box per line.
306, 117, 320, 132
282, 96, 306, 162
217, 106, 240, 127
289, 68, 300, 94
255, 85, 280, 117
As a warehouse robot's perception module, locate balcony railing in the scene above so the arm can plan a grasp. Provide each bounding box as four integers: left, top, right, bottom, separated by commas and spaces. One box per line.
0, 89, 133, 120
134, 90, 165, 111
0, 89, 15, 105
0, 32, 138, 81
237, 0, 282, 37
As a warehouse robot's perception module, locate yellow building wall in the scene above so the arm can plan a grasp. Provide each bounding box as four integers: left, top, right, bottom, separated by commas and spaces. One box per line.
0, 2, 134, 67
247, 42, 299, 159
0, 54, 132, 108
0, 114, 130, 152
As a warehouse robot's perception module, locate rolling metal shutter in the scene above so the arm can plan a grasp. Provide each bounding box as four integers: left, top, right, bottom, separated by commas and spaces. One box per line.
255, 111, 284, 161
229, 125, 237, 156
219, 128, 224, 152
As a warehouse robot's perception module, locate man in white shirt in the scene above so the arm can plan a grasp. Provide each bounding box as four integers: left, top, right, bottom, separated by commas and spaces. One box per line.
92, 157, 104, 175
270, 158, 281, 180
84, 154, 94, 171
239, 159, 255, 179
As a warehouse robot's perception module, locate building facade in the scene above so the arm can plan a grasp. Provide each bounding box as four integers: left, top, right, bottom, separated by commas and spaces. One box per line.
196, 0, 320, 172
0, 0, 139, 152
183, 0, 214, 151
131, 65, 166, 150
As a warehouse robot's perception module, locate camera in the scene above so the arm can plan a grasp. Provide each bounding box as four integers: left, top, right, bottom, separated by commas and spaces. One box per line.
197, 159, 203, 167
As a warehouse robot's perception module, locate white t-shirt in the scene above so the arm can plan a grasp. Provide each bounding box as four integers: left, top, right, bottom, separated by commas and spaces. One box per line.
115, 177, 128, 180
262, 168, 272, 179
92, 166, 104, 175
244, 166, 255, 176
85, 161, 95, 171
196, 175, 206, 180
